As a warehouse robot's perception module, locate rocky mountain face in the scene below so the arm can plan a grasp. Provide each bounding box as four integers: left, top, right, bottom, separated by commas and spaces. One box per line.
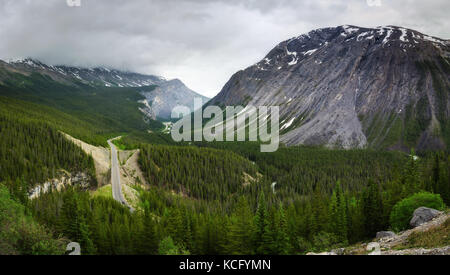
140, 78, 209, 120
0, 58, 207, 121
209, 25, 450, 151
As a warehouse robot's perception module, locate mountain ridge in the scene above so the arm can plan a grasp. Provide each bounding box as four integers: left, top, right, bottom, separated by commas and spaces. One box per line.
209, 25, 450, 151
0, 57, 209, 121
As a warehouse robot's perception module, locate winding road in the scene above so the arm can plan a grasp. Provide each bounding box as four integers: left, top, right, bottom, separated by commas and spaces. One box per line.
107, 138, 134, 212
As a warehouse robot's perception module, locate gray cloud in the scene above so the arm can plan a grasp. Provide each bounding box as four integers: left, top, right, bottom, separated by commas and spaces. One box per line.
0, 0, 448, 97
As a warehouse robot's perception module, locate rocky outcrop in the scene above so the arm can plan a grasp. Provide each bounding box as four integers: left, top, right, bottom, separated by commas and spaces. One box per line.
410, 207, 443, 228
376, 231, 396, 239
29, 171, 91, 199
308, 211, 449, 255
140, 79, 209, 120
209, 25, 450, 151
383, 246, 450, 255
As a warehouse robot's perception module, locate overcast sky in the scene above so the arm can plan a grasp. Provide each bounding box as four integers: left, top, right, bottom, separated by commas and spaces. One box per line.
0, 0, 448, 97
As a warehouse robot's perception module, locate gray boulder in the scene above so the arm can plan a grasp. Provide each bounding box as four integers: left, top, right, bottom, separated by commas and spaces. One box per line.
409, 207, 443, 228
376, 231, 396, 239
331, 248, 345, 255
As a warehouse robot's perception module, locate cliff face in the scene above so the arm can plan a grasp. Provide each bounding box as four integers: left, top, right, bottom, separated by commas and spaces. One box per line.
209, 25, 450, 151
140, 79, 209, 120
28, 171, 91, 199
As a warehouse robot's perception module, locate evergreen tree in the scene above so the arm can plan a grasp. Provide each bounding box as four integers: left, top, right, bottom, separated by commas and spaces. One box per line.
328, 181, 348, 244
402, 149, 422, 196
225, 197, 255, 255
273, 203, 290, 254
254, 192, 270, 254
362, 180, 384, 238
134, 208, 158, 255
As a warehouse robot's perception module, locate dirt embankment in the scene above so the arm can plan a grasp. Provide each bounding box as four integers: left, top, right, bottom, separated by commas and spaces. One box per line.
63, 133, 147, 210
119, 149, 147, 210
63, 133, 110, 186
119, 149, 147, 187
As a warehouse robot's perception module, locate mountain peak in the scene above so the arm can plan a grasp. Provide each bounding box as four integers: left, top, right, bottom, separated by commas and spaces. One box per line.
210, 25, 450, 151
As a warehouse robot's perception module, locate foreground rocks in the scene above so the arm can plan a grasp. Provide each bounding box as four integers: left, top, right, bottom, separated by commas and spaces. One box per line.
376, 231, 396, 239
410, 207, 443, 228
383, 246, 450, 255
307, 210, 449, 255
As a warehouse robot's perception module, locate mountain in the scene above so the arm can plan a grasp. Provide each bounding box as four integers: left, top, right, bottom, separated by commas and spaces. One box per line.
208, 25, 450, 151
0, 58, 207, 121
140, 78, 209, 120
0, 58, 165, 87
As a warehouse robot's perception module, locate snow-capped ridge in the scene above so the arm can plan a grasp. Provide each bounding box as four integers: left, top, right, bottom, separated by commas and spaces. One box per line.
252, 25, 449, 72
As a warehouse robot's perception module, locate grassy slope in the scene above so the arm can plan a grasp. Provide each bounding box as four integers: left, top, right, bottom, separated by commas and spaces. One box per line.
0, 70, 163, 146
396, 214, 450, 249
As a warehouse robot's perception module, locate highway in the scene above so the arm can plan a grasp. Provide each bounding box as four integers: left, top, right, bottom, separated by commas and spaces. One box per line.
107, 138, 134, 212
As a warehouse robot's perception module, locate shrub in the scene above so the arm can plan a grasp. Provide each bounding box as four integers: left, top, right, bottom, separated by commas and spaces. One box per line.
389, 192, 445, 232
311, 231, 342, 252
158, 236, 190, 255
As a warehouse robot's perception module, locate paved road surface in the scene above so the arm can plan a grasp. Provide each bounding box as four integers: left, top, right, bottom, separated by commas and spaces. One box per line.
107, 138, 134, 212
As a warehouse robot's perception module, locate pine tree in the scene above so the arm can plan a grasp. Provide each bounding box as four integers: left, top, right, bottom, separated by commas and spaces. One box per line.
362, 180, 384, 238
328, 181, 348, 244
432, 153, 440, 193
402, 149, 422, 196
225, 197, 255, 255
77, 217, 96, 255
273, 203, 290, 254
135, 208, 158, 255
254, 192, 270, 254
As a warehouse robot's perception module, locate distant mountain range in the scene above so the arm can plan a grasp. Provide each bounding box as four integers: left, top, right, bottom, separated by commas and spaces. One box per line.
0, 58, 208, 120
209, 25, 450, 151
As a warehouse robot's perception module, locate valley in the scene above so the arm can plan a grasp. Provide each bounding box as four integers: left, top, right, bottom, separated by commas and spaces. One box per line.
0, 24, 449, 256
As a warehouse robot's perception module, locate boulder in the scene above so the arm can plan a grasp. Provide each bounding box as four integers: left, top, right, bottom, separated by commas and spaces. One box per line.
409, 207, 443, 228
376, 231, 396, 239
331, 248, 345, 255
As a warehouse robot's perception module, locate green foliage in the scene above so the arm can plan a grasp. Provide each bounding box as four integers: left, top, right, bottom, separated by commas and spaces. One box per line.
362, 180, 385, 237
328, 182, 348, 244
404, 97, 431, 147
225, 197, 255, 255
158, 236, 190, 255
254, 192, 270, 254
426, 153, 450, 205
196, 141, 407, 196
0, 115, 96, 190
32, 187, 141, 255
0, 71, 163, 146
310, 231, 341, 253
134, 207, 158, 255
398, 217, 450, 249
139, 144, 259, 201
389, 192, 445, 232
0, 184, 65, 255
2, 91, 450, 255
